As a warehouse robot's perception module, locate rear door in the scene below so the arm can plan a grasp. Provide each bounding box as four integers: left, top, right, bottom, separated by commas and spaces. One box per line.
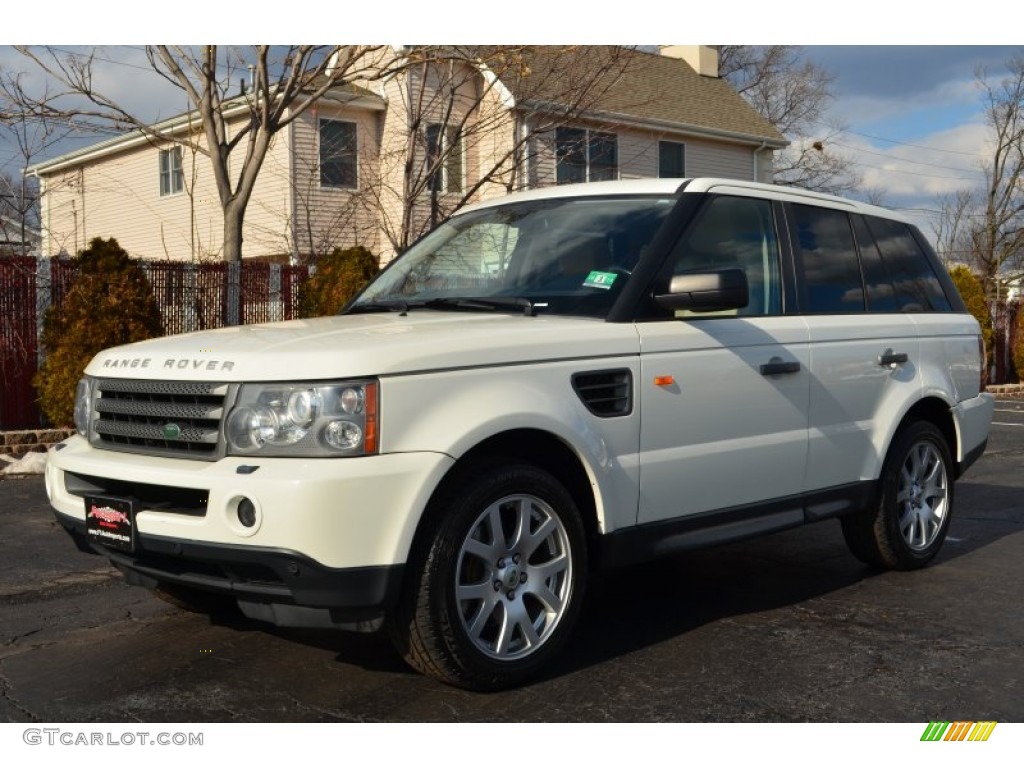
791, 204, 921, 497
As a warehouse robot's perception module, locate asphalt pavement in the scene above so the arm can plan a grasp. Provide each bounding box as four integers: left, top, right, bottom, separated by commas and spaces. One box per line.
1, 410, 1022, 722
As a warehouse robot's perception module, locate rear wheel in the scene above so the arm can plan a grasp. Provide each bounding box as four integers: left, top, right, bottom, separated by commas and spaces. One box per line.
841, 421, 953, 570
390, 462, 587, 690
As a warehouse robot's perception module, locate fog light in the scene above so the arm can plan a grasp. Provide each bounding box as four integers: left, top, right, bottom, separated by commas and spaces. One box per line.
237, 497, 257, 528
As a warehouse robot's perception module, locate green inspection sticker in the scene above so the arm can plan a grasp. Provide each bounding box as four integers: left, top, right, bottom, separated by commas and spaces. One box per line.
583, 270, 618, 289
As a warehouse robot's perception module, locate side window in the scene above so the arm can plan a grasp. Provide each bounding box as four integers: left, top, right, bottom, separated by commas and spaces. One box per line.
320, 119, 358, 189
851, 215, 902, 312
555, 128, 619, 184
791, 204, 865, 313
659, 141, 685, 178
668, 195, 781, 316
865, 216, 952, 312
159, 147, 184, 196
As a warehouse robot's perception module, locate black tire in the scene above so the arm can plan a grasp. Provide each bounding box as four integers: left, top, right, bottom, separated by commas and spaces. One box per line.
841, 421, 954, 571
389, 461, 587, 691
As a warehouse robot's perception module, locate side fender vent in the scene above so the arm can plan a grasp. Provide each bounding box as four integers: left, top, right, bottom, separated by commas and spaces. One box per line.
572, 369, 633, 417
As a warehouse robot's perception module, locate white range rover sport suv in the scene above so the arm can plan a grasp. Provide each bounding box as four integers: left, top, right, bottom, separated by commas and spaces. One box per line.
47, 178, 993, 690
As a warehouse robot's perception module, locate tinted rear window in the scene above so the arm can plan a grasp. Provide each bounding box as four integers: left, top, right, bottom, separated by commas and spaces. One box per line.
851, 215, 902, 312
865, 216, 951, 312
791, 204, 865, 313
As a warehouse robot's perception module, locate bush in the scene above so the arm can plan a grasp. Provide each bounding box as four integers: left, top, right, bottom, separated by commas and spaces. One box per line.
298, 246, 380, 318
948, 265, 994, 380
33, 237, 163, 426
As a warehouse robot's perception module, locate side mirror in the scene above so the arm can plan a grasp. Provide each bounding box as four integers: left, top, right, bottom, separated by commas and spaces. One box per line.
653, 267, 749, 313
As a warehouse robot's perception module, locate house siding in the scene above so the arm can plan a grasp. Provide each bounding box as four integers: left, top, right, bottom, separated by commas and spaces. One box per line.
685, 139, 757, 181
290, 105, 383, 259
473, 81, 519, 202
39, 117, 296, 261
528, 122, 764, 187
372, 57, 506, 262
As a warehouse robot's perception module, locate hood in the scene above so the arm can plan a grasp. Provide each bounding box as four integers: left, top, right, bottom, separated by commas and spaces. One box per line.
85, 311, 640, 381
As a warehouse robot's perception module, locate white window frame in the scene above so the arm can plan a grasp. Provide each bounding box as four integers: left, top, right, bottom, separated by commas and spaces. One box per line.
426, 123, 464, 194
159, 147, 184, 197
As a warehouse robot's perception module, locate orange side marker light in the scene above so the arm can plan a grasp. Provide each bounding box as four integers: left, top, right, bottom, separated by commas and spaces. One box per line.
654, 375, 675, 387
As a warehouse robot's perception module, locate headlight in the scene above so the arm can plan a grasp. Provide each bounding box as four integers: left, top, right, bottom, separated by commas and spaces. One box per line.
226, 380, 378, 457
74, 378, 92, 437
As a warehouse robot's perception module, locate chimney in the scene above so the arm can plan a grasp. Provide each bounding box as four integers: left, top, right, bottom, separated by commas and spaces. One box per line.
659, 45, 719, 78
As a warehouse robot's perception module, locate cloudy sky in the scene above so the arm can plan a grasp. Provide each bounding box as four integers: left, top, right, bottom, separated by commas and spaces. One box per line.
800, 46, 1021, 234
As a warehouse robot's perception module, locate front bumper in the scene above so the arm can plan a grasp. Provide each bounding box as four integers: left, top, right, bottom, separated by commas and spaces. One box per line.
57, 515, 402, 627
46, 436, 455, 623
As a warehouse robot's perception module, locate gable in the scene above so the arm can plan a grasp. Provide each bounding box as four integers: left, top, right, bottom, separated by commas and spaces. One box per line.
484, 46, 785, 146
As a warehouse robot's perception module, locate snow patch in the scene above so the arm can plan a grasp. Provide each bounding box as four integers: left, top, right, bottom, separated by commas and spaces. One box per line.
1, 451, 47, 475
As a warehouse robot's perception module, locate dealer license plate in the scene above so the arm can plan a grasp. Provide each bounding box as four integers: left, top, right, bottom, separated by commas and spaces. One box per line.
84, 495, 135, 553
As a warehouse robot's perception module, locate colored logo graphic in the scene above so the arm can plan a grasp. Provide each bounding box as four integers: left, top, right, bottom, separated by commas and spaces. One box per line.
921, 721, 997, 742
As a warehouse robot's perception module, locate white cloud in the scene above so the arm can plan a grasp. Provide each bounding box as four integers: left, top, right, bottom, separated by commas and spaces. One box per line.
841, 122, 990, 199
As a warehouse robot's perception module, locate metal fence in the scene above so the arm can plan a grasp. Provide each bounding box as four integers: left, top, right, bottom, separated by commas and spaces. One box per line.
1, 257, 310, 430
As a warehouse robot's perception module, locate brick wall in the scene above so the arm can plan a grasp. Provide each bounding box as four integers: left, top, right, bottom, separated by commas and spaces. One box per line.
1, 428, 75, 458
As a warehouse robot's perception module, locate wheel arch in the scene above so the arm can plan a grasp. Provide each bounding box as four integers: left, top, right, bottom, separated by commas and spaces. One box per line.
891, 396, 958, 472
407, 429, 601, 567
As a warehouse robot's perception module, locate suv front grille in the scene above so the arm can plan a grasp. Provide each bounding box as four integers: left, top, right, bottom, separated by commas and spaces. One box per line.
91, 379, 234, 460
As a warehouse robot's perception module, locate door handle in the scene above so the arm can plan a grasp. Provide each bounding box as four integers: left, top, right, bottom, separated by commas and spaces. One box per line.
760, 357, 801, 376
878, 349, 909, 366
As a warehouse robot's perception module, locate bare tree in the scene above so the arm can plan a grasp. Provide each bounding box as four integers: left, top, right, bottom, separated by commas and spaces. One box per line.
6, 46, 398, 262
0, 171, 35, 254
365, 45, 643, 254
971, 58, 1024, 298
0, 73, 73, 255
931, 58, 1024, 301
719, 45, 859, 195
932, 188, 979, 266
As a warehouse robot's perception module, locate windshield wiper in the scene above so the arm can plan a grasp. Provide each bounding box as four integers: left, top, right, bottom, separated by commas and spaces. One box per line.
348, 296, 544, 317
345, 299, 410, 315
423, 297, 543, 316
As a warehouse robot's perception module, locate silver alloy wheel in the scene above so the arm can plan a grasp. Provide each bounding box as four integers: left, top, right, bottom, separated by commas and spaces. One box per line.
896, 440, 949, 551
455, 493, 573, 661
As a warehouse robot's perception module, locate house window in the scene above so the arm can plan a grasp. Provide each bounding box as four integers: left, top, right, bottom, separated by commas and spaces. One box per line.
556, 127, 618, 184
159, 147, 184, 196
320, 119, 357, 188
426, 123, 464, 194
659, 141, 686, 178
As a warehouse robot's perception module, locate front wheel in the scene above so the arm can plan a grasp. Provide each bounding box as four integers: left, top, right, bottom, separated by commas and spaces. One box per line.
841, 421, 954, 570
390, 462, 587, 690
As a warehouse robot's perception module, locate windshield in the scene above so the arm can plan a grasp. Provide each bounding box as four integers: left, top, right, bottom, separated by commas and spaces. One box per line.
351, 195, 676, 318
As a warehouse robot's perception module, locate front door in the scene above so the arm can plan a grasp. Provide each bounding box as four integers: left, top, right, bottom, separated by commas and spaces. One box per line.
636, 194, 809, 525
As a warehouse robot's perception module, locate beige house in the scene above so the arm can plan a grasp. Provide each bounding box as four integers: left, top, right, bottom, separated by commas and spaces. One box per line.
27, 46, 786, 263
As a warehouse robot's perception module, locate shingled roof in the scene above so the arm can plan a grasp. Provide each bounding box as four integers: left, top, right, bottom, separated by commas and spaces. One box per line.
484, 46, 786, 147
